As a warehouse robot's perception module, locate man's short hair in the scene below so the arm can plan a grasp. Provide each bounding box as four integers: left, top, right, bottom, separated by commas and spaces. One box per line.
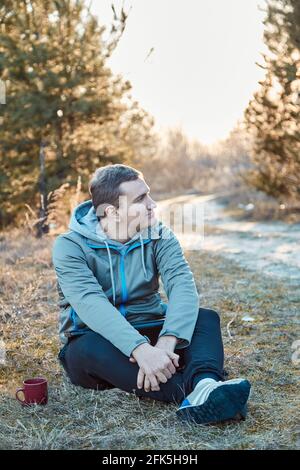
89, 164, 143, 219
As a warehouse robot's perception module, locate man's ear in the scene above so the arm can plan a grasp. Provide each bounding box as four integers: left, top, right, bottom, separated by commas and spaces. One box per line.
106, 205, 120, 221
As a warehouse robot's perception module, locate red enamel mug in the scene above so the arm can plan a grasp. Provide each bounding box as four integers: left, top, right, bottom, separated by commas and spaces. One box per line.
16, 377, 48, 406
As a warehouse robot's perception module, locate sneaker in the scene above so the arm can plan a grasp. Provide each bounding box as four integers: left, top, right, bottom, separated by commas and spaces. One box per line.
176, 377, 251, 425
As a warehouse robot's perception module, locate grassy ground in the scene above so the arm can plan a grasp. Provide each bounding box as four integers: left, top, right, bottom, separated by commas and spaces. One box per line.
0, 227, 299, 450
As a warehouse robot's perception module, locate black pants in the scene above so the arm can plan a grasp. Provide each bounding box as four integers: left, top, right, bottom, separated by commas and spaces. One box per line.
58, 307, 225, 404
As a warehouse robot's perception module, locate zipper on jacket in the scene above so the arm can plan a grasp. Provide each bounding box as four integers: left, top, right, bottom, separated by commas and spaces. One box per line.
119, 250, 128, 317
118, 240, 152, 317
86, 238, 152, 318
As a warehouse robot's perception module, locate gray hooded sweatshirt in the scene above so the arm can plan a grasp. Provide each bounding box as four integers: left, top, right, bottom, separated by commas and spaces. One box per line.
52, 199, 200, 357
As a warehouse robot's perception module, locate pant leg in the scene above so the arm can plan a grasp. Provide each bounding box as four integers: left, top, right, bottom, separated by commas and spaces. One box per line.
180, 307, 225, 391
58, 338, 115, 390
58, 306, 225, 404
58, 329, 188, 404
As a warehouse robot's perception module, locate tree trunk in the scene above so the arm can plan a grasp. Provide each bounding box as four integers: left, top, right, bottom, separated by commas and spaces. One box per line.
35, 141, 49, 238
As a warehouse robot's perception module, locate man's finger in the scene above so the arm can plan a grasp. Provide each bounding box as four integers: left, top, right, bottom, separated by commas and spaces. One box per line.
137, 368, 145, 389
144, 375, 151, 392
167, 361, 176, 375
129, 357, 137, 363
148, 374, 160, 392
161, 368, 172, 379
156, 371, 168, 383
169, 353, 180, 368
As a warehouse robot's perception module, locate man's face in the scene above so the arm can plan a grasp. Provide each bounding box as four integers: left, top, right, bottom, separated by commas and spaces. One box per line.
117, 177, 157, 237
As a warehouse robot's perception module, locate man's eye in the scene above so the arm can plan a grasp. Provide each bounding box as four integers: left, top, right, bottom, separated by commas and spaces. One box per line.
136, 192, 150, 203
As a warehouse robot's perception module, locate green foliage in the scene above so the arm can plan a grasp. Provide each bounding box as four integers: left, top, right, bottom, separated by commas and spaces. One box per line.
0, 0, 156, 229
244, 0, 300, 201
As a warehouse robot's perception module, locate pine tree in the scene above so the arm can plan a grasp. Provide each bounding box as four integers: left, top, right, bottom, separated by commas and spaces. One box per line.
244, 0, 300, 202
0, 0, 155, 230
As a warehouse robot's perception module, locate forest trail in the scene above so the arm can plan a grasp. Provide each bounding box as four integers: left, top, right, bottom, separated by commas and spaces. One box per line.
157, 192, 300, 286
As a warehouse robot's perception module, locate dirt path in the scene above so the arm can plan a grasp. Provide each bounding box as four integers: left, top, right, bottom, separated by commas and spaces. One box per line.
157, 193, 300, 286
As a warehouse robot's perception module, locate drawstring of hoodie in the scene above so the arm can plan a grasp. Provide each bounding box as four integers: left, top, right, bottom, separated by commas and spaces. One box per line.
139, 233, 147, 278
104, 240, 116, 306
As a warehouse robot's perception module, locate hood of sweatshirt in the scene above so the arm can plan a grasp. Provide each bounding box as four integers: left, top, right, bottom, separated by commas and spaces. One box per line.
68, 199, 161, 306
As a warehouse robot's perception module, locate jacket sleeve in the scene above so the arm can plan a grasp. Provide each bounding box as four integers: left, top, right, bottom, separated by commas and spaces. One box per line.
52, 235, 150, 357
154, 224, 199, 349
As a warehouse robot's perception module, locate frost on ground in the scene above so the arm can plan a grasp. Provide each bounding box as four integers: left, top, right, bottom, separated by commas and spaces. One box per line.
157, 193, 300, 285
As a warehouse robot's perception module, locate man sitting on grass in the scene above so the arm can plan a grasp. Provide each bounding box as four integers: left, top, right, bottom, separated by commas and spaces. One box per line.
52, 163, 251, 425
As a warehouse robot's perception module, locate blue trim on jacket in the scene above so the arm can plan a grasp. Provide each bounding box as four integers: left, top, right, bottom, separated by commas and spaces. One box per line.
86, 238, 152, 318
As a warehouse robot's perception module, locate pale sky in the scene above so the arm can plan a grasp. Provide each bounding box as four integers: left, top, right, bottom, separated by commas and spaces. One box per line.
90, 0, 268, 145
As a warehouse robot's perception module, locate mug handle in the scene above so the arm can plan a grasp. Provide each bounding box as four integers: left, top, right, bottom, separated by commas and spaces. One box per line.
16, 388, 25, 403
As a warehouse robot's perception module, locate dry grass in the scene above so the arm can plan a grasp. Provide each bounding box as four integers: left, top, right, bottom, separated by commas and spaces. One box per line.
0, 228, 299, 450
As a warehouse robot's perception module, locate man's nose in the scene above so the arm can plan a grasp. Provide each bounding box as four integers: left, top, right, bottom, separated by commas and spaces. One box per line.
147, 196, 157, 209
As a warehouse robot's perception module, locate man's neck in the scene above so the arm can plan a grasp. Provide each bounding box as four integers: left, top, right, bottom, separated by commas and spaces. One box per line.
100, 220, 134, 244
